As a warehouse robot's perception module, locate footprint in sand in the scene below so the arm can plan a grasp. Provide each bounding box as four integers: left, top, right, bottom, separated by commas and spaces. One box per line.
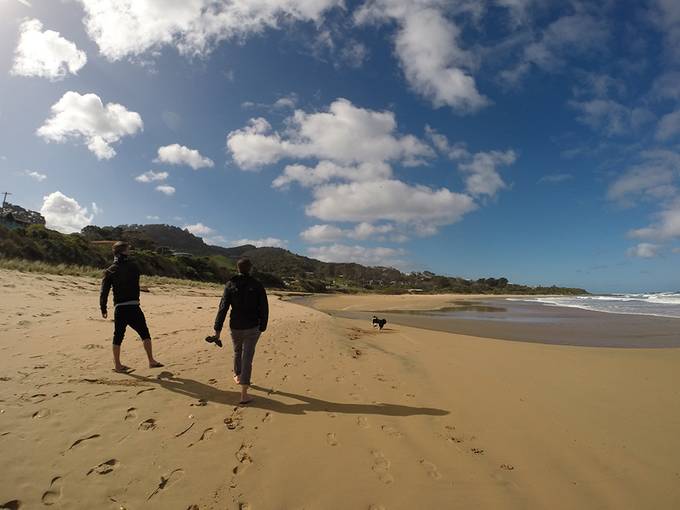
470, 448, 485, 455
147, 468, 185, 500
69, 434, 100, 450
261, 412, 272, 423
124, 408, 137, 421
368, 505, 386, 510
1, 500, 21, 510
136, 388, 155, 396
500, 464, 515, 471
419, 459, 442, 480
381, 425, 403, 438
224, 408, 243, 430
233, 443, 253, 474
326, 433, 338, 446
30, 394, 47, 404
370, 450, 394, 484
86, 459, 118, 476
41, 476, 62, 506
32, 408, 51, 419
208, 378, 218, 385
188, 428, 214, 447
357, 417, 370, 429
139, 419, 156, 431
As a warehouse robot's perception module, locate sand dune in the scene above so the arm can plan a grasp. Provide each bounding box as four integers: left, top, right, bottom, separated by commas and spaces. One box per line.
1, 269, 679, 509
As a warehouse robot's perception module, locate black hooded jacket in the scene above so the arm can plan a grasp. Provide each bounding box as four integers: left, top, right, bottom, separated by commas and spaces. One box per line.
214, 274, 269, 332
100, 255, 141, 313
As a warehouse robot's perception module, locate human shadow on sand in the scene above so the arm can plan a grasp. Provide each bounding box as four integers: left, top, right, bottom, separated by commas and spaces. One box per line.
125, 371, 448, 417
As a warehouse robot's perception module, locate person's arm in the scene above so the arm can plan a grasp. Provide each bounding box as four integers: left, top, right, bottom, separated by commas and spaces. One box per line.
213, 283, 231, 337
258, 284, 269, 332
100, 270, 112, 318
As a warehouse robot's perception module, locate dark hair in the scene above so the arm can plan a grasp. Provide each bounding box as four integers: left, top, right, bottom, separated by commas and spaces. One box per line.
112, 241, 129, 255
236, 258, 252, 274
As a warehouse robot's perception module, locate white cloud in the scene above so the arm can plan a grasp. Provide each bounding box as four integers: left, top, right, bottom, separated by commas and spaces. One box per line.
649, 71, 680, 102
231, 237, 288, 248
458, 150, 516, 198
23, 170, 47, 182
76, 0, 342, 60
184, 222, 215, 236
629, 202, 680, 241
155, 144, 214, 169
301, 222, 397, 243
340, 40, 368, 68
11, 18, 87, 80
649, 0, 680, 61
40, 191, 93, 233
155, 185, 175, 196
36, 91, 143, 159
146, 215, 160, 221
307, 244, 406, 267
135, 170, 168, 183
656, 110, 680, 141
91, 202, 102, 215
227, 98, 433, 169
306, 179, 476, 231
273, 161, 392, 188
607, 150, 680, 204
626, 243, 660, 258
355, 2, 488, 112
425, 125, 469, 160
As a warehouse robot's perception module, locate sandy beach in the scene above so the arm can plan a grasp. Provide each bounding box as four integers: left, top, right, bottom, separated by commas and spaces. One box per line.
2, 270, 680, 509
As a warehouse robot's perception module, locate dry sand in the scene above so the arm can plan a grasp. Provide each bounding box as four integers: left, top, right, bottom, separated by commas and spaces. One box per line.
1, 271, 679, 509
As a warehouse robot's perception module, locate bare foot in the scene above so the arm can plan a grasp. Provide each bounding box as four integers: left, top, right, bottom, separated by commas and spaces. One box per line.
238, 397, 254, 405
233, 374, 241, 384
149, 361, 164, 368
113, 365, 133, 373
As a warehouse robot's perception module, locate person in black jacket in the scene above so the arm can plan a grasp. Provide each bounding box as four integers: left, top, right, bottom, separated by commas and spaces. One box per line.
100, 241, 163, 373
211, 257, 268, 404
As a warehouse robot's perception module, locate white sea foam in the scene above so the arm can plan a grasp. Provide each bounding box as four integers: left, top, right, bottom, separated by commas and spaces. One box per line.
508, 293, 680, 318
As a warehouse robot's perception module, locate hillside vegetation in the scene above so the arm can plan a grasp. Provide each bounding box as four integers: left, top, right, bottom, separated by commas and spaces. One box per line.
0, 223, 588, 295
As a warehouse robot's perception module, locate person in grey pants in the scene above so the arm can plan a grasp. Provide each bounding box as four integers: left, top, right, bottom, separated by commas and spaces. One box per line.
212, 258, 268, 404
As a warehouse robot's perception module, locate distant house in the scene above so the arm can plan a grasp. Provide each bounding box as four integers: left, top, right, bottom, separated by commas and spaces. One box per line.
0, 203, 46, 230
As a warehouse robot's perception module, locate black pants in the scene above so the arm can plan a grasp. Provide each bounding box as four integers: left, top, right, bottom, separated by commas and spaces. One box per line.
113, 305, 150, 345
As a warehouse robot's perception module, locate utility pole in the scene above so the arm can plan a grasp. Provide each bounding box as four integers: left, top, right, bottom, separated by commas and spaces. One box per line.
1, 191, 11, 211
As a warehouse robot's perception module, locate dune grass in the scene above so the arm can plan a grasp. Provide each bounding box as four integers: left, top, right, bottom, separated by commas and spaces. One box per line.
0, 258, 221, 289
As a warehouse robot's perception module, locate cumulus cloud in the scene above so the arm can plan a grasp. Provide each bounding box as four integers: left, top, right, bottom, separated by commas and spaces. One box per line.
155, 144, 214, 169
184, 222, 215, 236
307, 244, 406, 267
273, 161, 392, 188
306, 179, 476, 231
155, 185, 175, 196
76, 0, 342, 60
231, 237, 288, 248
425, 125, 469, 160
135, 170, 168, 183
37, 91, 143, 159
40, 191, 94, 233
459, 150, 516, 197
629, 202, 680, 241
227, 99, 433, 169
626, 243, 660, 258
301, 222, 398, 243
11, 18, 87, 80
23, 170, 47, 181
355, 1, 488, 112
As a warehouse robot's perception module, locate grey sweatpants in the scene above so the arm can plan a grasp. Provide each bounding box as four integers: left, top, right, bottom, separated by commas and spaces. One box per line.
230, 327, 261, 386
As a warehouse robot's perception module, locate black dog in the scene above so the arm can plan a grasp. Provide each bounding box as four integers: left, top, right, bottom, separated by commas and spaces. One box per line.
371, 315, 387, 331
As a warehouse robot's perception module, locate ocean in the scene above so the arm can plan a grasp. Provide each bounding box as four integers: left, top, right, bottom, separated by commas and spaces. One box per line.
509, 293, 680, 319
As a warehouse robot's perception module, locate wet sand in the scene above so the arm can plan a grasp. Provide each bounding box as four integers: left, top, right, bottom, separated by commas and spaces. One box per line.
305, 295, 680, 348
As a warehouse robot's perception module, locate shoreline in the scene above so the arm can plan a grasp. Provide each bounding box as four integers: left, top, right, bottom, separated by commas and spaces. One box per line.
301, 293, 680, 348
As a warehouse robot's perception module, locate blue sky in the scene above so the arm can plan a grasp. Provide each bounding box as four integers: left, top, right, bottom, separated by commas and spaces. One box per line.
1, 0, 680, 292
